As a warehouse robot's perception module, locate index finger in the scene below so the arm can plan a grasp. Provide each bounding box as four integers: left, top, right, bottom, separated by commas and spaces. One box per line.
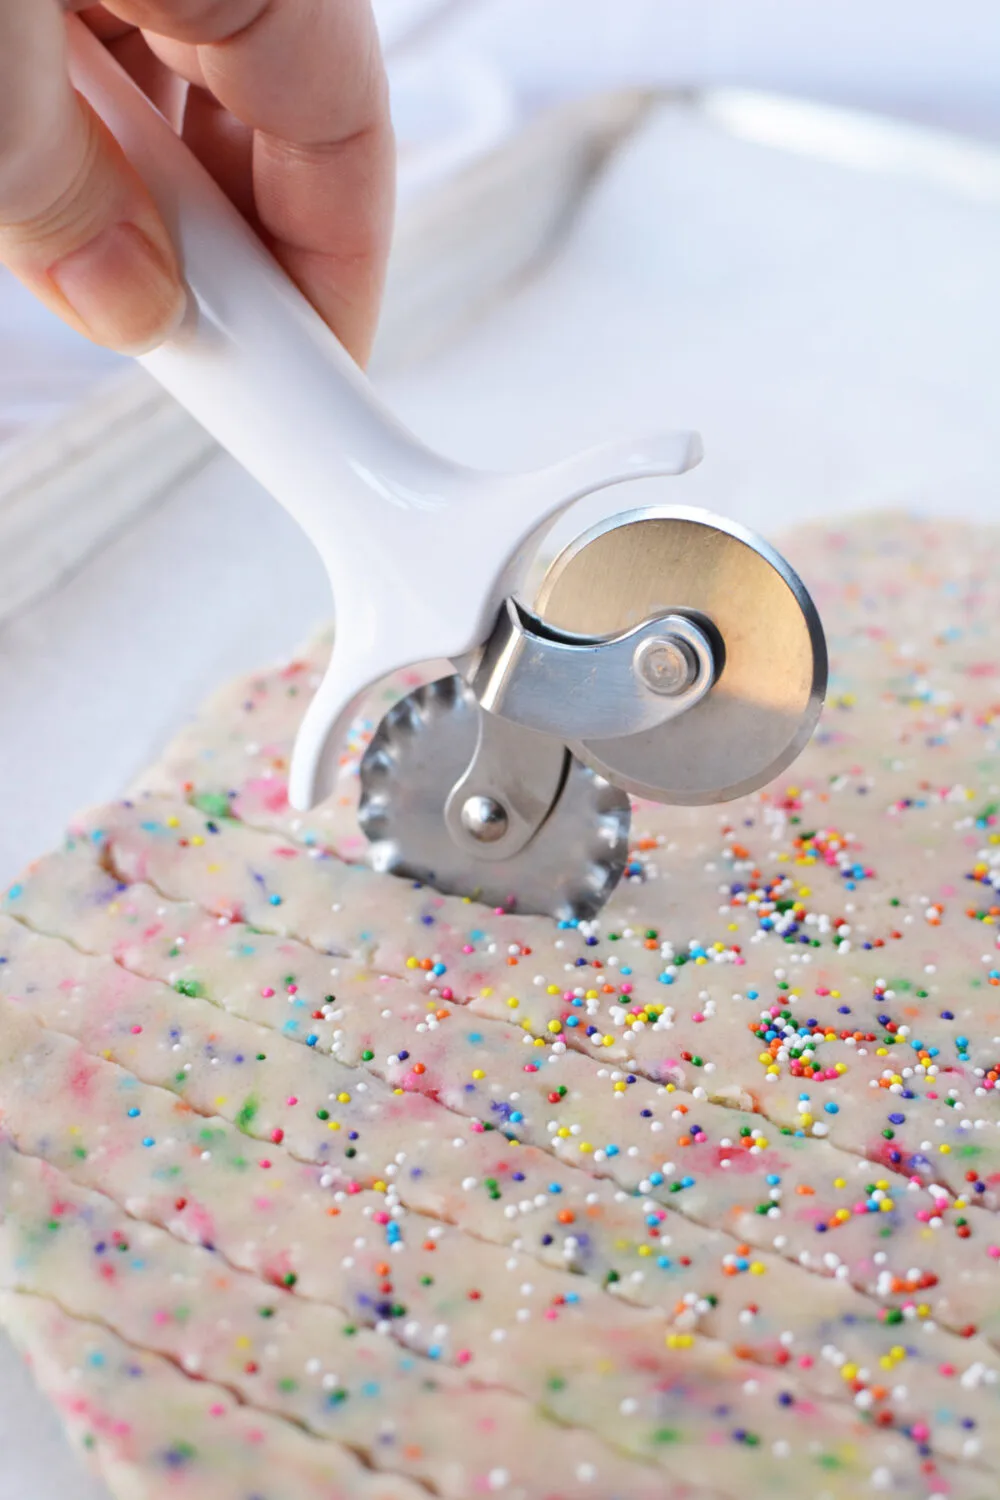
105, 0, 394, 363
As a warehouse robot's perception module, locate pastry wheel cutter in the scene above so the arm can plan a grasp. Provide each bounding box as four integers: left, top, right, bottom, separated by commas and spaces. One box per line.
72, 22, 827, 921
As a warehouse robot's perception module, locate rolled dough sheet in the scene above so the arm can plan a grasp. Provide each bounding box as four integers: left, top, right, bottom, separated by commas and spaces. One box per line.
3, 512, 1000, 1498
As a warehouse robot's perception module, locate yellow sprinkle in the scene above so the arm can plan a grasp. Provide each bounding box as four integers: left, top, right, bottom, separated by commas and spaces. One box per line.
214, 1096, 227, 1108
547, 985, 560, 996
613, 1081, 627, 1093
406, 957, 419, 969
798, 886, 811, 898
638, 1245, 652, 1257
533, 1037, 545, 1047
602, 1035, 615, 1047
507, 998, 519, 1009
337, 1092, 351, 1104
758, 1052, 771, 1065
834, 1063, 848, 1075
557, 1127, 571, 1139
666, 1333, 694, 1349
480, 987, 494, 998
833, 1178, 846, 1189
373, 1180, 387, 1193
191, 835, 204, 846
890, 1346, 906, 1361
236, 1336, 250, 1350
579, 1142, 593, 1154
939, 1143, 951, 1154
878, 1199, 894, 1212
108, 902, 119, 916
841, 1363, 858, 1381
548, 1020, 562, 1034
876, 1047, 889, 1056
585, 990, 599, 1000
471, 1069, 485, 1080
749, 1262, 765, 1275
166, 815, 180, 828
328, 1121, 340, 1131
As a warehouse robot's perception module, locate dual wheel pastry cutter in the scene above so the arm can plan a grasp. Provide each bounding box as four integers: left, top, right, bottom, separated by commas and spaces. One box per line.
70, 20, 828, 922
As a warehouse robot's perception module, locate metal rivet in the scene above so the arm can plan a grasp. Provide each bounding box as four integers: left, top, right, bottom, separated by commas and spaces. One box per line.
632, 635, 698, 696
460, 794, 509, 843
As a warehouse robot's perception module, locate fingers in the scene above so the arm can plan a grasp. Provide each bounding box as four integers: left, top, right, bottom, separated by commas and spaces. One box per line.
104, 0, 394, 363
0, 0, 186, 352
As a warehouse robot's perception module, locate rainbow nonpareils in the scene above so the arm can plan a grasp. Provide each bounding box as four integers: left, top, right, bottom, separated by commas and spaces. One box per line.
2, 513, 1000, 1498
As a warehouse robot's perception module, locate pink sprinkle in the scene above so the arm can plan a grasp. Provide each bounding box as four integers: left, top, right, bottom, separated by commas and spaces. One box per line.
287, 983, 298, 994
261, 987, 275, 998
372, 1211, 390, 1225
939, 1363, 957, 1378
346, 1182, 362, 1195
544, 1308, 558, 1320
440, 988, 454, 1001
286, 1096, 298, 1106
209, 1403, 226, 1417
621, 983, 633, 995
130, 1025, 142, 1035
456, 1349, 472, 1365
462, 945, 474, 955
271, 1128, 284, 1144
471, 1120, 485, 1133
523, 1063, 539, 1073
987, 1245, 1000, 1259
692, 1012, 705, 1023
798, 1355, 814, 1368
911, 1423, 930, 1442
259, 1159, 272, 1170
153, 1310, 169, 1325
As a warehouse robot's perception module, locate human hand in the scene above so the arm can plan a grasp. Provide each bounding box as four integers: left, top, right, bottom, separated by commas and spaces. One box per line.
0, 0, 394, 363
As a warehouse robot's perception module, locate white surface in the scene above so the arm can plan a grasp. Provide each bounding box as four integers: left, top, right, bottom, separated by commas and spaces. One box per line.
444, 0, 1000, 139
4, 95, 1000, 1494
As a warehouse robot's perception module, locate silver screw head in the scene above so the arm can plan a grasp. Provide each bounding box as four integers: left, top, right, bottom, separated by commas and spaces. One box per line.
460, 794, 509, 843
633, 634, 698, 696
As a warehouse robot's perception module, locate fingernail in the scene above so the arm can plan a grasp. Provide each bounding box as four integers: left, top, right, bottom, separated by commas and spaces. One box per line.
49, 221, 186, 354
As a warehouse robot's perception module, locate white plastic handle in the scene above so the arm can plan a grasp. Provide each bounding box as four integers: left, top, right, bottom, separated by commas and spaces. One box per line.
68, 17, 703, 809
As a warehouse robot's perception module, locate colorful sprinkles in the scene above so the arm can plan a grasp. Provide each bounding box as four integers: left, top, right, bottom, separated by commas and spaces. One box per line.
2, 516, 1000, 1499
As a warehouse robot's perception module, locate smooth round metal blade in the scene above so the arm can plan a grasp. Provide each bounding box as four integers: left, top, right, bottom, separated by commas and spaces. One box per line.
358, 675, 631, 921
532, 505, 827, 805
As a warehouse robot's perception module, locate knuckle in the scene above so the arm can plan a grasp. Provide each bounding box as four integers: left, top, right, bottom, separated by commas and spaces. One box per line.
0, 104, 118, 253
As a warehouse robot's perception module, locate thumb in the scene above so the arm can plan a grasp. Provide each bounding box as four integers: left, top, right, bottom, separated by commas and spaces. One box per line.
0, 0, 185, 354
